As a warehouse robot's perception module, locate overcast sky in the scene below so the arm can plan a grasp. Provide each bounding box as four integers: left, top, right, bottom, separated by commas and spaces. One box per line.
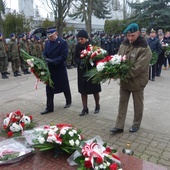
5, 0, 49, 17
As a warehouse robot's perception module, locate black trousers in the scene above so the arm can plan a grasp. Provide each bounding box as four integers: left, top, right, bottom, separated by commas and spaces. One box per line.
46, 90, 72, 110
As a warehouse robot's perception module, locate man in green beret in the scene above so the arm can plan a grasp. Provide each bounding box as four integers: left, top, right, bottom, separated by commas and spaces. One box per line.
110, 23, 152, 134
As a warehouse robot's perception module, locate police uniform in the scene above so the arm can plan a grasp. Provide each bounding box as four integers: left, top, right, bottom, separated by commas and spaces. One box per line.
40, 29, 72, 115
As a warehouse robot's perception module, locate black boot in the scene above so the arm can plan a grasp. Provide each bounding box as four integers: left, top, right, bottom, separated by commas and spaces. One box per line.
14, 71, 17, 77
26, 70, 31, 74
1, 73, 6, 79
4, 73, 9, 79
16, 71, 21, 76
23, 70, 27, 75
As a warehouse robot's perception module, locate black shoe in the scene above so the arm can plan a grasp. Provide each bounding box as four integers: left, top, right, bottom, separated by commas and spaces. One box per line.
4, 74, 9, 78
1, 73, 6, 79
129, 126, 139, 133
14, 72, 17, 77
40, 109, 53, 115
16, 72, 22, 76
94, 105, 100, 114
23, 70, 27, 75
151, 78, 155, 81
26, 70, 31, 74
79, 108, 89, 116
64, 103, 71, 108
110, 127, 123, 134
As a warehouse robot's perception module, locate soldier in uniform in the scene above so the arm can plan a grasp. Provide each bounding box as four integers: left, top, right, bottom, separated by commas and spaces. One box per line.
66, 35, 73, 69
19, 34, 31, 74
71, 35, 77, 67
35, 36, 43, 58
28, 35, 37, 57
8, 33, 21, 77
0, 33, 9, 79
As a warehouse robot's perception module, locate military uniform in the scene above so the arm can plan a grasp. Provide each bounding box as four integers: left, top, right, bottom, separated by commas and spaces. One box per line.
35, 36, 43, 58
110, 23, 152, 134
18, 34, 30, 74
8, 33, 21, 77
0, 34, 9, 79
28, 35, 37, 57
66, 36, 73, 68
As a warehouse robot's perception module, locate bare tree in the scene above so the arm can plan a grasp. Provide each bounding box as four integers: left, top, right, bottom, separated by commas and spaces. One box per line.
44, 0, 72, 36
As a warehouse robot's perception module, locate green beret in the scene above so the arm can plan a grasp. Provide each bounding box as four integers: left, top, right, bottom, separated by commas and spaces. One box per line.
123, 23, 139, 34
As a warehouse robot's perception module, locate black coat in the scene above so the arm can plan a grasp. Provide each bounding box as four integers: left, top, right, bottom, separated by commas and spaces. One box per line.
75, 41, 101, 94
44, 36, 70, 94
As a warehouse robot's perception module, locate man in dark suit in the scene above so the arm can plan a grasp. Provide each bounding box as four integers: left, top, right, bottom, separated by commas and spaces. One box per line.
40, 29, 72, 115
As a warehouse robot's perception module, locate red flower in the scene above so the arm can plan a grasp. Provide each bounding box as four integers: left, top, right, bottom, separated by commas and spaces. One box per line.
84, 160, 92, 168
96, 156, 103, 164
56, 124, 72, 128
21, 122, 25, 128
29, 115, 33, 121
3, 125, 7, 129
7, 131, 13, 137
15, 110, 22, 116
105, 147, 112, 154
109, 163, 118, 170
12, 117, 17, 122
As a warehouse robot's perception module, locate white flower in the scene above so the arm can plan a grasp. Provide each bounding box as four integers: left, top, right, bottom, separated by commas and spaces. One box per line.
78, 134, 82, 140
72, 129, 77, 134
38, 136, 45, 144
68, 131, 74, 137
85, 157, 90, 161
110, 55, 121, 65
41, 71, 45, 75
43, 130, 48, 135
75, 139, 80, 146
3, 117, 10, 127
60, 129, 67, 135
94, 166, 99, 170
99, 164, 104, 169
10, 123, 21, 132
106, 161, 110, 166
48, 129, 55, 135
47, 135, 56, 143
96, 62, 106, 72
27, 59, 34, 67
69, 139, 74, 146
21, 116, 31, 124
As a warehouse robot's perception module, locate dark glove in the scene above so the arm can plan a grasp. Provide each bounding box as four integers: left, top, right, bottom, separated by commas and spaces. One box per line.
45, 58, 53, 63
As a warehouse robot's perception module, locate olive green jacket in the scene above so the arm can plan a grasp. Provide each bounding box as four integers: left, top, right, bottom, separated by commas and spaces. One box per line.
118, 36, 152, 91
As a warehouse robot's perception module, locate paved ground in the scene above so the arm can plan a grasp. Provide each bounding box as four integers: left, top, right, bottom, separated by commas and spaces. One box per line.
0, 66, 170, 169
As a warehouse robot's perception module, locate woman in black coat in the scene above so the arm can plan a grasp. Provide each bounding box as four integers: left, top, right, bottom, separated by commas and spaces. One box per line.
75, 30, 101, 116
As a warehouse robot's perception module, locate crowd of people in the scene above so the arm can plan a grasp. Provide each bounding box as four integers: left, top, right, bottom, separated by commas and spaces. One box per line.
0, 27, 170, 81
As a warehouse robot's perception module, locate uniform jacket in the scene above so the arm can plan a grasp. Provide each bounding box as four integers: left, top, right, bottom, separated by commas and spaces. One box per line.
43, 36, 70, 94
147, 37, 162, 55
0, 40, 7, 58
118, 36, 152, 91
8, 39, 19, 60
